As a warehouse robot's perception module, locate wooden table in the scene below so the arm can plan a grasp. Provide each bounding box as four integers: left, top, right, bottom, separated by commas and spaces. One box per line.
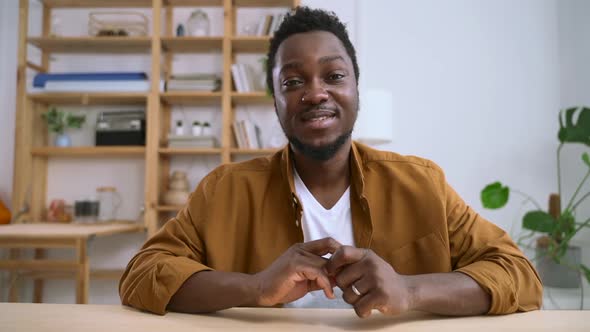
0, 303, 588, 331
0, 223, 144, 304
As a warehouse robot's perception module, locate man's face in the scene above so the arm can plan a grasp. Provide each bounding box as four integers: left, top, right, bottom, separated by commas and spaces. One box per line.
272, 31, 358, 160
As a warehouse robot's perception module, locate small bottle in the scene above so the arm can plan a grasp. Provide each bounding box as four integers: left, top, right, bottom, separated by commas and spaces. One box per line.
176, 24, 185, 37
202, 122, 212, 136
192, 121, 202, 136
175, 120, 184, 136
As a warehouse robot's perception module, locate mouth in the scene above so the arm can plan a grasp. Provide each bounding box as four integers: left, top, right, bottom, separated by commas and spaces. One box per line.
299, 109, 338, 129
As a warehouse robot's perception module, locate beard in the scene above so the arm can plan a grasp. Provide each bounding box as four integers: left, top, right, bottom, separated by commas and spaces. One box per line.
287, 129, 353, 161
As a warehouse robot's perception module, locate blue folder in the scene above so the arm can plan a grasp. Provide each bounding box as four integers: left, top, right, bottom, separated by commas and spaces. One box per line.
33, 72, 148, 88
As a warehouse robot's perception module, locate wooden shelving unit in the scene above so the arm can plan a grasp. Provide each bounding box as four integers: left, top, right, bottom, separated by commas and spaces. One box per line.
234, 0, 294, 7
28, 37, 152, 54
160, 91, 222, 106
158, 147, 222, 155
230, 148, 279, 155
231, 91, 273, 105
9, 0, 298, 305
231, 36, 271, 53
13, 0, 299, 240
161, 36, 223, 52
28, 92, 148, 106
31, 147, 146, 157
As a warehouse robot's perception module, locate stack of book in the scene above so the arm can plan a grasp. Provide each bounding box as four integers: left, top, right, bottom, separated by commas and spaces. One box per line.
167, 134, 218, 148
166, 73, 221, 92
233, 119, 262, 149
32, 72, 152, 92
256, 13, 286, 36
231, 64, 262, 93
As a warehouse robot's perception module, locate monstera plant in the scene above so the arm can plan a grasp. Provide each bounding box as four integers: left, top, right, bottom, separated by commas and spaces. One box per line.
481, 106, 590, 286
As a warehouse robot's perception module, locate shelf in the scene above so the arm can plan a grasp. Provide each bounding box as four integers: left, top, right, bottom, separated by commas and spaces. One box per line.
234, 0, 294, 7
156, 205, 183, 212
231, 92, 273, 105
231, 36, 270, 53
28, 92, 148, 105
161, 37, 223, 53
158, 148, 222, 155
161, 91, 222, 105
41, 0, 283, 8
230, 148, 279, 155
28, 37, 152, 54
165, 0, 223, 7
41, 0, 152, 7
31, 147, 145, 157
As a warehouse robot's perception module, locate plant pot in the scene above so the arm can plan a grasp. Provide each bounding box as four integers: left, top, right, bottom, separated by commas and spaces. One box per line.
535, 245, 581, 288
54, 133, 71, 147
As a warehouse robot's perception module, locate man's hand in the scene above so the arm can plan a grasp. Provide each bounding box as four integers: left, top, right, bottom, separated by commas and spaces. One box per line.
253, 237, 342, 306
325, 246, 414, 318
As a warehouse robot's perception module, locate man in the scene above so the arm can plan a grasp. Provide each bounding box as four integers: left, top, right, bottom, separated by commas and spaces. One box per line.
120, 7, 542, 318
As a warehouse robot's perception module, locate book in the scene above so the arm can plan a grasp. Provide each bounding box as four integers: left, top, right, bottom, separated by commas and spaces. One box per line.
43, 80, 151, 92
33, 72, 147, 88
167, 134, 218, 148
263, 15, 274, 35
232, 121, 245, 148
231, 64, 244, 92
237, 64, 249, 92
243, 119, 261, 149
269, 13, 285, 36
166, 79, 219, 91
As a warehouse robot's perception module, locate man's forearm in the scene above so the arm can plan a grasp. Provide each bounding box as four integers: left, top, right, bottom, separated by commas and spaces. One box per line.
407, 272, 491, 316
167, 270, 259, 313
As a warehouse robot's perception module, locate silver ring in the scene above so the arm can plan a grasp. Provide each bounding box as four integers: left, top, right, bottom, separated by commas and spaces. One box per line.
351, 284, 362, 296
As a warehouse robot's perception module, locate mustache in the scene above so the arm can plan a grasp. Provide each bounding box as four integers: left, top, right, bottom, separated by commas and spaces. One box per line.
303, 104, 338, 113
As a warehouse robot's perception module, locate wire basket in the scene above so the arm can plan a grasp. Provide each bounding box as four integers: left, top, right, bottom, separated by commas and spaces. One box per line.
88, 12, 149, 37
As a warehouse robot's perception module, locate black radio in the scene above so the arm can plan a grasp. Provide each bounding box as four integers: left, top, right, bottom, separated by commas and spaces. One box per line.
95, 111, 146, 146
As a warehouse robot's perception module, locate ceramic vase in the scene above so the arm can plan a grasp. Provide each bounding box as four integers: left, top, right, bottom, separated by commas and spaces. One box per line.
163, 171, 190, 206
55, 133, 71, 147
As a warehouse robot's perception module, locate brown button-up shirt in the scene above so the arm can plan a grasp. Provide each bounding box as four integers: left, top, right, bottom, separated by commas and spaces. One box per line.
120, 142, 542, 315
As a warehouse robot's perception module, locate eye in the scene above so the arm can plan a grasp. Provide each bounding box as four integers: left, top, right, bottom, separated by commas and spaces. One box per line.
327, 73, 345, 81
283, 78, 303, 87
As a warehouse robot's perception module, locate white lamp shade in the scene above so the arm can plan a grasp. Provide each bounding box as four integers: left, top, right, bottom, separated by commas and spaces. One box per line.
353, 89, 394, 146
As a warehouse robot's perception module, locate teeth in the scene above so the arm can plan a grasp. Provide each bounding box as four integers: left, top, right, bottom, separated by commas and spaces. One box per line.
309, 115, 332, 121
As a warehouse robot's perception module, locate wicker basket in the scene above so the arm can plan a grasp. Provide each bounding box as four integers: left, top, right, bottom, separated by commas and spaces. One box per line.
88, 11, 149, 37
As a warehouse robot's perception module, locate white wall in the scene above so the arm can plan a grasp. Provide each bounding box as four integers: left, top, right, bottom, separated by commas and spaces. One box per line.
555, 0, 590, 307
0, 0, 18, 207
558, 0, 590, 244
0, 0, 588, 307
357, 0, 560, 235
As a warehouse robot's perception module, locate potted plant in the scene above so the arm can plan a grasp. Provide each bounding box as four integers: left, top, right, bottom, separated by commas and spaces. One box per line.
481, 106, 590, 288
41, 107, 86, 147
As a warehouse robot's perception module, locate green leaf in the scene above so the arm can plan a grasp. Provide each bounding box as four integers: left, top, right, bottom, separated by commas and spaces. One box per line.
66, 114, 86, 129
583, 152, 590, 167
581, 264, 590, 284
558, 106, 590, 146
522, 210, 556, 233
481, 182, 509, 209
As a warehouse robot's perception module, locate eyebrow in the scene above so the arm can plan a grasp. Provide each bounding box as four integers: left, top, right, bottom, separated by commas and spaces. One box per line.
279, 55, 346, 76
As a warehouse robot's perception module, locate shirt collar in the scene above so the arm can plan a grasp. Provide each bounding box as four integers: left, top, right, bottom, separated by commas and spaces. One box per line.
280, 141, 366, 201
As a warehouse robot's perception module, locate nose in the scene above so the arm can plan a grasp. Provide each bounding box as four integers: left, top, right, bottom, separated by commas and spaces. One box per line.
301, 81, 329, 105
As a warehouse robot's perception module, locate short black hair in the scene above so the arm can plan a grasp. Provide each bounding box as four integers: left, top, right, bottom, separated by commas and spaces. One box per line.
266, 6, 360, 96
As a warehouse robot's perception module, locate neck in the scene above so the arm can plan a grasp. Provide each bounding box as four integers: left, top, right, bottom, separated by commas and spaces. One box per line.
292, 140, 352, 189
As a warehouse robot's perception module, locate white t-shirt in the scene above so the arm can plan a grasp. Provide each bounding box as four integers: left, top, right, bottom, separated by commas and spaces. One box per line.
284, 168, 354, 308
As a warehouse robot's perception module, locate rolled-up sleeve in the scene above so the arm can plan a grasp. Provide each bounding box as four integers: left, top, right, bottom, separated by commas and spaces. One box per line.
119, 175, 215, 315
428, 162, 543, 314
